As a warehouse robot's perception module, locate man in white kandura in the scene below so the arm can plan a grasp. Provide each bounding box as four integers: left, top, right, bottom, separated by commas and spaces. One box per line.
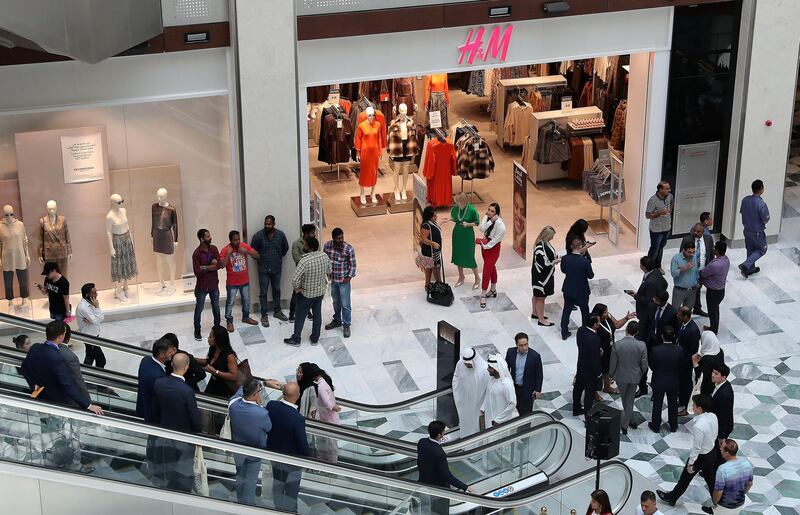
482, 354, 518, 426
452, 347, 489, 437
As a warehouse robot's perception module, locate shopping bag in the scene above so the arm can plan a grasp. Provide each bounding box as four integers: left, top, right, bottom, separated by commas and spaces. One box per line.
193, 446, 209, 496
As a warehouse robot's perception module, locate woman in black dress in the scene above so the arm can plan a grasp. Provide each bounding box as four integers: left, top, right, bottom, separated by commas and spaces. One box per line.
694, 329, 725, 395
419, 206, 443, 291
591, 303, 635, 396
531, 226, 560, 326
565, 219, 596, 261
197, 325, 239, 398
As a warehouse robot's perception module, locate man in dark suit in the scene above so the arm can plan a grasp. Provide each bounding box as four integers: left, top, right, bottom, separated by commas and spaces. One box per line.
638, 290, 678, 395
682, 223, 714, 317
573, 315, 602, 422
418, 420, 474, 514
675, 306, 701, 416
136, 338, 177, 422
505, 332, 543, 415
710, 363, 734, 442
560, 238, 595, 340
57, 325, 90, 402
151, 353, 202, 492
266, 382, 311, 512
649, 325, 683, 433
21, 321, 103, 415
628, 256, 667, 321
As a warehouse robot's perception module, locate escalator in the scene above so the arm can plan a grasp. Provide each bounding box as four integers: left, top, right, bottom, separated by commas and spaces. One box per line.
0, 390, 634, 514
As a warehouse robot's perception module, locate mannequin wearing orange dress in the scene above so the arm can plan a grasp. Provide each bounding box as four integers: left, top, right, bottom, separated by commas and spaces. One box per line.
422, 136, 456, 208
354, 107, 384, 205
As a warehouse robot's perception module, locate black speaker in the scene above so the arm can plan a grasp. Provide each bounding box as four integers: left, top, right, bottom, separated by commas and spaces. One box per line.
585, 404, 622, 460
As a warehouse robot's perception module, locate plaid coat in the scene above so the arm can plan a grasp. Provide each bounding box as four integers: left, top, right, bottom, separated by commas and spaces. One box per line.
386, 118, 419, 158
456, 135, 495, 179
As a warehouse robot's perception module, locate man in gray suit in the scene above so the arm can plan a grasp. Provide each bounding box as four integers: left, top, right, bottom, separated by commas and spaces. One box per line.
58, 326, 90, 400
609, 321, 648, 434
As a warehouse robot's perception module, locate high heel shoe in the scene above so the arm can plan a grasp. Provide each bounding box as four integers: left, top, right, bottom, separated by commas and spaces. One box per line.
480, 296, 487, 308
538, 321, 554, 327
454, 279, 465, 287
472, 280, 481, 290
487, 290, 498, 298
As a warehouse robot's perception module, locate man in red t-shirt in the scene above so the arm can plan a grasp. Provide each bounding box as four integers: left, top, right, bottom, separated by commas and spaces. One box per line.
220, 230, 259, 332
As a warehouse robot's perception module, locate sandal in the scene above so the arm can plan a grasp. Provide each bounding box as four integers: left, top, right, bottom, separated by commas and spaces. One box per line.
538, 321, 554, 327
531, 314, 538, 319
480, 297, 487, 308
472, 281, 481, 290
487, 290, 498, 298
454, 279, 465, 287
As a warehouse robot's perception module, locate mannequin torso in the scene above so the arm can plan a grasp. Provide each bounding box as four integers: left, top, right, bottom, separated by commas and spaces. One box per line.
106, 208, 130, 235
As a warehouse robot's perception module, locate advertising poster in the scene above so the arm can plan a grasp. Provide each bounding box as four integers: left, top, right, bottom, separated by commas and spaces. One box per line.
412, 173, 429, 256
61, 132, 106, 183
512, 161, 528, 259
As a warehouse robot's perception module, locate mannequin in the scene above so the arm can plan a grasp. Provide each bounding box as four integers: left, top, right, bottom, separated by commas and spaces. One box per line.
105, 194, 138, 302
151, 188, 178, 294
425, 73, 451, 130
38, 200, 71, 277
387, 103, 418, 201
0, 205, 30, 309
354, 106, 382, 205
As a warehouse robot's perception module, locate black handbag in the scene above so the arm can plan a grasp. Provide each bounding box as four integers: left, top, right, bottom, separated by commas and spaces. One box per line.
426, 251, 454, 307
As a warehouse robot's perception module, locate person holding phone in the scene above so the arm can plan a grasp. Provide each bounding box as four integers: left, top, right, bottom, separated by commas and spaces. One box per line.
477, 203, 505, 309
75, 282, 106, 368
35, 262, 69, 322
565, 219, 596, 262
645, 181, 674, 273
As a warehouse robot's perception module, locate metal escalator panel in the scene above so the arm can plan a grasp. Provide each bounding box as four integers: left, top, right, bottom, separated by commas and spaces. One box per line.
0, 391, 632, 514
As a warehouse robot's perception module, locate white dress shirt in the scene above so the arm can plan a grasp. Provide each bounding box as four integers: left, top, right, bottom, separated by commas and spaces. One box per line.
636, 507, 664, 515
689, 412, 719, 463
478, 216, 506, 249
695, 237, 707, 269
76, 298, 104, 337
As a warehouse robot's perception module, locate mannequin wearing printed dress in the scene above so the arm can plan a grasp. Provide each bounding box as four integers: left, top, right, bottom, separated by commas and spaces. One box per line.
39, 200, 72, 278
106, 194, 138, 302
151, 188, 179, 294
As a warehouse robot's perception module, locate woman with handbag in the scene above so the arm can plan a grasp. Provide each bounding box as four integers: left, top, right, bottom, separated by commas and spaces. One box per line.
197, 325, 240, 398
418, 206, 443, 291
478, 203, 506, 309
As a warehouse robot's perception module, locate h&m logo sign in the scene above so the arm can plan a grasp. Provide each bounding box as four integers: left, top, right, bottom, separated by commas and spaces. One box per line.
457, 24, 514, 65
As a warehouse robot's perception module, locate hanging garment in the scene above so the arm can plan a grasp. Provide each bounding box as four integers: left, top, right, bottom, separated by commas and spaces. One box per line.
428, 91, 449, 131
355, 119, 383, 188
567, 137, 584, 181
579, 81, 594, 107
393, 77, 416, 115
349, 96, 374, 136
424, 74, 450, 106
503, 101, 534, 146
422, 138, 456, 207
549, 85, 577, 111
488, 66, 529, 122
609, 100, 628, 150
387, 117, 419, 158
455, 134, 495, 180
306, 86, 330, 104
583, 159, 626, 205
466, 70, 486, 97
317, 105, 344, 163
321, 113, 354, 165
534, 122, 571, 164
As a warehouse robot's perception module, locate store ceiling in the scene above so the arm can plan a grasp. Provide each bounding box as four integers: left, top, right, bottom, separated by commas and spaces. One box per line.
0, 0, 162, 64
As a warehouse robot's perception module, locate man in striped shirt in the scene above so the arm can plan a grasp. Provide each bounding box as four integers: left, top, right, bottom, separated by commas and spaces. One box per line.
284, 237, 330, 347
703, 439, 753, 514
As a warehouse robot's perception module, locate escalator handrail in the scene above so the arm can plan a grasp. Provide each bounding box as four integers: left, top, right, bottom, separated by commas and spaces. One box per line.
0, 311, 448, 412
0, 391, 628, 510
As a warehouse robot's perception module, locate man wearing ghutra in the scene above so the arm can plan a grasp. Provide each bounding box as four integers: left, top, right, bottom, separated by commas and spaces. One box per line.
482, 353, 518, 426
452, 347, 489, 437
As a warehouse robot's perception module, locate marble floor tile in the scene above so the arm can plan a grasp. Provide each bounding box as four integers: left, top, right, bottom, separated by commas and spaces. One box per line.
412, 328, 437, 359
382, 360, 420, 393
779, 247, 800, 266
731, 306, 783, 335
318, 336, 356, 367
459, 292, 518, 313
751, 277, 795, 304
369, 308, 406, 327
238, 325, 266, 345
784, 202, 800, 219
589, 278, 618, 297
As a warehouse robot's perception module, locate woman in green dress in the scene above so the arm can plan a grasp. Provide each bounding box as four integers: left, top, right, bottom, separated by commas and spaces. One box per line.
444, 192, 481, 289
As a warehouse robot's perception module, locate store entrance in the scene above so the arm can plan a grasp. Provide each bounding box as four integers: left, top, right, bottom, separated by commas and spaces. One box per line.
784, 65, 800, 234
305, 55, 650, 289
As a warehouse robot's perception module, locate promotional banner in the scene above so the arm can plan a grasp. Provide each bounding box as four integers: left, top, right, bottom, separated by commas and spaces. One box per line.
512, 161, 528, 259
61, 132, 106, 183
412, 173, 429, 255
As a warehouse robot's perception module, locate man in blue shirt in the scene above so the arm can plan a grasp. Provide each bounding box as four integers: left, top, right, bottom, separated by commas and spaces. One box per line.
739, 179, 769, 278
670, 241, 698, 309
229, 379, 272, 506
250, 215, 290, 327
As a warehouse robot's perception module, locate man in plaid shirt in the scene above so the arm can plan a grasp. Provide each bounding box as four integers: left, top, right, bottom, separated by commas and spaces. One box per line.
284, 237, 330, 347
323, 228, 356, 338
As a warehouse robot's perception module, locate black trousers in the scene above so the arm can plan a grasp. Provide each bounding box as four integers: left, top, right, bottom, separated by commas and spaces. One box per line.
561, 294, 589, 337
83, 344, 106, 368
678, 367, 694, 409
572, 374, 596, 421
515, 385, 533, 415
651, 385, 679, 431
639, 337, 660, 391
706, 287, 725, 334
666, 450, 717, 502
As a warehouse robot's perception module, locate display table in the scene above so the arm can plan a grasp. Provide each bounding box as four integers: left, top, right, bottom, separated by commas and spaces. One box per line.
350, 194, 387, 216
385, 192, 413, 213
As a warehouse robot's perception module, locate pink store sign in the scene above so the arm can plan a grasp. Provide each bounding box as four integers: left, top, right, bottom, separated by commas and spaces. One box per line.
457, 24, 514, 65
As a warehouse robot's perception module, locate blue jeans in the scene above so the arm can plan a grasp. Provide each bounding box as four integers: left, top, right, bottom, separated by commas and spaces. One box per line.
258, 271, 282, 315
235, 458, 261, 505
292, 294, 323, 341
648, 230, 670, 268
330, 281, 352, 326
194, 288, 221, 332
50, 313, 66, 321
225, 284, 251, 322
742, 228, 767, 272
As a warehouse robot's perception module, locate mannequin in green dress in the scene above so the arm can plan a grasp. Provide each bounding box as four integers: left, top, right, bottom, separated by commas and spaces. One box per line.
443, 192, 481, 289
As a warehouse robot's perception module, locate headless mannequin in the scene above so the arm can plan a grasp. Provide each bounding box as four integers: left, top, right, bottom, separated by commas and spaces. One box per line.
153, 188, 178, 294
0, 205, 30, 309
393, 103, 412, 201
39, 200, 71, 277
359, 106, 380, 206
106, 194, 131, 302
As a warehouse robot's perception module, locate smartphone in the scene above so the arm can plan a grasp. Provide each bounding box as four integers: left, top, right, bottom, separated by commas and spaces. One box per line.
624, 289, 635, 295
587, 240, 597, 245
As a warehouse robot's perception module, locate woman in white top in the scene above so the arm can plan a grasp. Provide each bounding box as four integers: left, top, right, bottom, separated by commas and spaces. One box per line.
75, 282, 106, 368
477, 203, 506, 308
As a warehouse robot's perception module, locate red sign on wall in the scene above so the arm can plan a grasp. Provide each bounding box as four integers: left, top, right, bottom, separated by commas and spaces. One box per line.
457, 24, 514, 65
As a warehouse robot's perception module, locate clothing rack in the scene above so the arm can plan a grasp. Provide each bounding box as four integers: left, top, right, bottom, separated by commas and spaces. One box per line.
319, 103, 353, 183
495, 75, 567, 147
455, 119, 484, 204
585, 149, 624, 242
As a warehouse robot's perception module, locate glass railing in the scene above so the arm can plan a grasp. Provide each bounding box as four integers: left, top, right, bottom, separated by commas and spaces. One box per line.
0, 391, 632, 513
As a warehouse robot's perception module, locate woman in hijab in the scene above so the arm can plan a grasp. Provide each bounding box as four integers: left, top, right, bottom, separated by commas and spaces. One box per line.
693, 329, 725, 395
